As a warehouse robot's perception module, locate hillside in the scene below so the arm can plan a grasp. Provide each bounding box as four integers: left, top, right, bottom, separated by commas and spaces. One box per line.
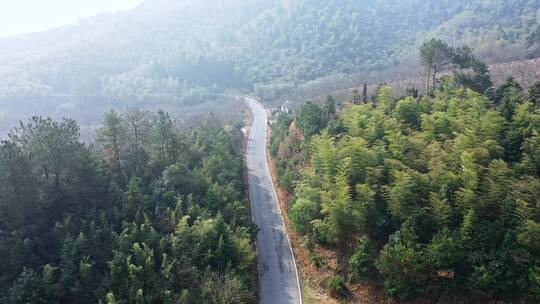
270, 75, 540, 302
0, 0, 538, 132
0, 110, 257, 303
1, 1, 540, 303
297, 57, 540, 107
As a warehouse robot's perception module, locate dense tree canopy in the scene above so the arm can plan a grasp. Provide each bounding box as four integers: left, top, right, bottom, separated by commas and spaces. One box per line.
0, 111, 256, 303
0, 0, 538, 126
271, 71, 540, 301
420, 40, 493, 96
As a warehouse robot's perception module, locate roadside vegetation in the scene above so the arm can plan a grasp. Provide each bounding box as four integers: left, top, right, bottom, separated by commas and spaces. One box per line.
270, 42, 540, 302
0, 110, 257, 303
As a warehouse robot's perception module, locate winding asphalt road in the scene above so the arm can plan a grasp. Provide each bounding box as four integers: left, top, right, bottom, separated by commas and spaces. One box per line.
245, 97, 302, 304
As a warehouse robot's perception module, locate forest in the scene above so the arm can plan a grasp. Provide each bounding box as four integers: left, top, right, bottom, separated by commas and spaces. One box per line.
0, 109, 257, 303
0, 0, 539, 133
0, 1, 539, 303
270, 42, 540, 301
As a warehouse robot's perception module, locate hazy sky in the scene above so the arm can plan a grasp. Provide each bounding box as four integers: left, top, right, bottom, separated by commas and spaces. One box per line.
0, 0, 144, 38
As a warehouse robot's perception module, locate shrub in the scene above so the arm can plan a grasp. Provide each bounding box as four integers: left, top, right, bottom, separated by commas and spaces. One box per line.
328, 275, 348, 299
376, 240, 428, 300
349, 236, 372, 281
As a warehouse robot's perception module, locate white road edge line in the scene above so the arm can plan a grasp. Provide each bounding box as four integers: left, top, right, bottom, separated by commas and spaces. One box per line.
245, 95, 303, 304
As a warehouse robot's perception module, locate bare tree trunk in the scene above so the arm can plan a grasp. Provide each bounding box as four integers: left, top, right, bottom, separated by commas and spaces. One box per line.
426, 65, 432, 95
112, 134, 120, 162
458, 67, 464, 89
432, 67, 438, 95
42, 165, 49, 181
362, 83, 368, 103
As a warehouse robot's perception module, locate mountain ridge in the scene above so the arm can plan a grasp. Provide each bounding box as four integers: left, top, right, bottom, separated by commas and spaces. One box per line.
0, 0, 538, 131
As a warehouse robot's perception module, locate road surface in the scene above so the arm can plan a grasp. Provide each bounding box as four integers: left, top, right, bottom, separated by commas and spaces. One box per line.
245, 97, 302, 304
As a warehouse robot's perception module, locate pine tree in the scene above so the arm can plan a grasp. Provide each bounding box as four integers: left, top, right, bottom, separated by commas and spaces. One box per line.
99, 110, 127, 163
362, 83, 368, 103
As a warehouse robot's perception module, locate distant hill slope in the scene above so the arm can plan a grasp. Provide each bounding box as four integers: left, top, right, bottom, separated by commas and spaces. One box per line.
0, 0, 538, 117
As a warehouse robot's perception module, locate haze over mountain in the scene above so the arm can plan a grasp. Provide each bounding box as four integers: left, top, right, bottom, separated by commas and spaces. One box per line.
0, 0, 143, 38
1, 1, 540, 303
0, 0, 539, 132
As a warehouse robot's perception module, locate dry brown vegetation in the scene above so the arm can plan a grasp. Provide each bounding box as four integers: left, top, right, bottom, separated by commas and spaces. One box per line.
294, 57, 540, 106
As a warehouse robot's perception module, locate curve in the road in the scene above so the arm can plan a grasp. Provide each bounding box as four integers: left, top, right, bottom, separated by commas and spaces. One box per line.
245, 97, 302, 304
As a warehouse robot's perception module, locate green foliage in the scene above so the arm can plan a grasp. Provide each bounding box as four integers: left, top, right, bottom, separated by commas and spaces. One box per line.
426, 231, 464, 278
377, 85, 396, 114
3, 0, 537, 133
529, 267, 540, 301
456, 59, 493, 94
106, 292, 117, 304
349, 236, 372, 281
269, 113, 293, 156
201, 272, 254, 304
328, 275, 348, 299
295, 102, 324, 139
394, 97, 422, 128
284, 81, 540, 301
319, 159, 355, 244
376, 240, 428, 300
420, 39, 453, 94
6, 268, 47, 304
268, 112, 306, 192
420, 41, 493, 95
529, 81, 540, 107
493, 77, 525, 121
0, 111, 256, 303
517, 220, 540, 255
289, 197, 321, 234
98, 110, 127, 163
